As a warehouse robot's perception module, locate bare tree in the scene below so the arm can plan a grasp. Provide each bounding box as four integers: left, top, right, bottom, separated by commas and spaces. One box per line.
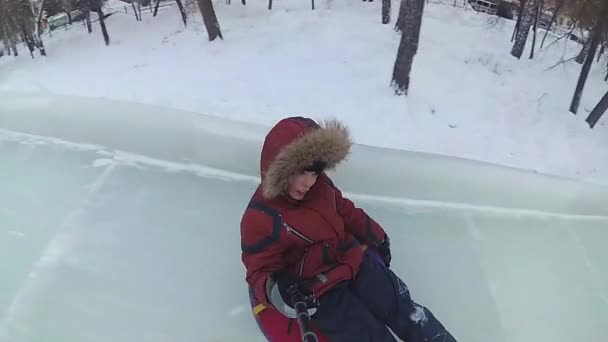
131, 0, 141, 20
94, 3, 109, 45
196, 0, 223, 41
511, 0, 540, 59
570, 24, 602, 113
569, 0, 608, 114
529, 0, 543, 59
34, 0, 48, 56
576, 37, 591, 64
82, 0, 93, 32
382, 0, 390, 24
0, 0, 48, 57
511, 0, 526, 42
175, 0, 188, 26
391, 0, 424, 95
586, 89, 608, 128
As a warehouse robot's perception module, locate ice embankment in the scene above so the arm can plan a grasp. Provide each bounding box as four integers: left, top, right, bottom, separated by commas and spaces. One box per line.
1, 91, 607, 218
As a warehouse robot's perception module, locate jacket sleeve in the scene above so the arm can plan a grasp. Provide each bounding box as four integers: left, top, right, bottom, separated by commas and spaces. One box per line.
326, 176, 387, 247
241, 209, 287, 307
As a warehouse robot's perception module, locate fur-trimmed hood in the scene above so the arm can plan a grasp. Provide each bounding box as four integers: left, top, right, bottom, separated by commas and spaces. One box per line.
259, 117, 352, 199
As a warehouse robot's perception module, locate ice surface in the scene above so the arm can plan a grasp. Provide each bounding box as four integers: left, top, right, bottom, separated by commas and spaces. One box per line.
1, 95, 608, 342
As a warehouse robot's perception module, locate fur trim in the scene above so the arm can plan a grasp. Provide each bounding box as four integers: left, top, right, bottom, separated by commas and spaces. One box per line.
262, 120, 352, 199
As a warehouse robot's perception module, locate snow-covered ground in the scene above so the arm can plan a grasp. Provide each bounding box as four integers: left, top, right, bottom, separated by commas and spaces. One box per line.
1, 0, 607, 183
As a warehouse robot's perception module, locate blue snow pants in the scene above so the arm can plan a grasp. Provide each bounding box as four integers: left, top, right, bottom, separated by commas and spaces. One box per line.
312, 250, 458, 342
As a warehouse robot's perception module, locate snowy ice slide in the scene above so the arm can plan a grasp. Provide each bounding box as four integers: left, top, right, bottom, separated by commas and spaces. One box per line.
0, 92, 607, 342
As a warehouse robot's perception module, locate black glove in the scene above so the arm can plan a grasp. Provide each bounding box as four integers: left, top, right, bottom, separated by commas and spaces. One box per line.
377, 235, 391, 268
271, 271, 318, 309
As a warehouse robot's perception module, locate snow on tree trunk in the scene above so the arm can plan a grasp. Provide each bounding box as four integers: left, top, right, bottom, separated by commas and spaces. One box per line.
511, 0, 539, 59
175, 0, 188, 26
570, 25, 602, 114
586, 90, 608, 128
391, 0, 424, 95
96, 6, 110, 45
197, 0, 223, 41
382, 0, 391, 24
394, 0, 407, 32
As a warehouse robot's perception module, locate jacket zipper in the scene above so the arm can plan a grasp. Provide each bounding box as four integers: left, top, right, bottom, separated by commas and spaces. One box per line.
299, 250, 309, 277
282, 221, 314, 244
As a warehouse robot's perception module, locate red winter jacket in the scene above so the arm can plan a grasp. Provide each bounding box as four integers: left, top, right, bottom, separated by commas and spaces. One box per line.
240, 117, 387, 307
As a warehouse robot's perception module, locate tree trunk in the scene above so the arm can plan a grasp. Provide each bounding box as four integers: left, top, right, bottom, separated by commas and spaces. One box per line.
96, 7, 110, 45
576, 38, 591, 64
511, 0, 526, 42
242, 0, 246, 5
175, 0, 188, 26
540, 0, 564, 49
394, 0, 407, 32
85, 9, 93, 32
3, 39, 9, 56
64, 10, 73, 24
197, 0, 223, 41
37, 36, 46, 57
268, 0, 273, 10
511, 0, 539, 59
382, 0, 391, 24
3, 25, 10, 56
11, 39, 18, 57
311, 0, 315, 10
598, 44, 605, 62
153, 0, 161, 16
585, 90, 608, 128
131, 1, 140, 20
21, 30, 35, 58
529, 0, 542, 59
28, 0, 48, 56
570, 25, 602, 114
391, 0, 424, 95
